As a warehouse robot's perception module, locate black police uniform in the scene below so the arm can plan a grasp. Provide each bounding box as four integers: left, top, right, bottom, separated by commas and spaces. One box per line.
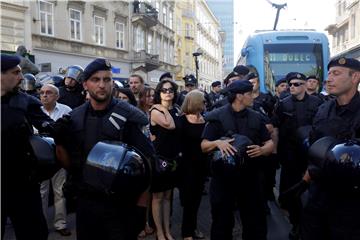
252, 93, 279, 205
1, 90, 53, 240
58, 84, 85, 109
276, 89, 323, 230
203, 104, 271, 240
302, 92, 360, 240
57, 97, 154, 240
55, 58, 155, 240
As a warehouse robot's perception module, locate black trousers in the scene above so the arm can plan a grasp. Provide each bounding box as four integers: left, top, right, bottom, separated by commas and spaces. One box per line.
179, 174, 205, 238
279, 164, 303, 226
76, 195, 138, 240
1, 183, 48, 240
210, 170, 267, 240
301, 187, 360, 240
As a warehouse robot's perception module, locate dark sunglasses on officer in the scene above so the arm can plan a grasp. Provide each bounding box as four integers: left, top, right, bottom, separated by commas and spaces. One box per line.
289, 82, 304, 87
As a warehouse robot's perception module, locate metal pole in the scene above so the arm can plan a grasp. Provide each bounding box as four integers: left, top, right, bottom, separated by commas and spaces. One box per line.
195, 55, 199, 82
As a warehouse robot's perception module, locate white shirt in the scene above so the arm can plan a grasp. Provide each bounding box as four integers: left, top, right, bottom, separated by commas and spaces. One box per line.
41, 102, 72, 121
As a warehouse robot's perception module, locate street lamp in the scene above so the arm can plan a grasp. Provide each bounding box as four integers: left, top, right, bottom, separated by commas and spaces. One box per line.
192, 50, 203, 83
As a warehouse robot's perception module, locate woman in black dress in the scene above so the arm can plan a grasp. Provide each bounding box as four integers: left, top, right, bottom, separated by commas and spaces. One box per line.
150, 79, 181, 240
179, 90, 208, 240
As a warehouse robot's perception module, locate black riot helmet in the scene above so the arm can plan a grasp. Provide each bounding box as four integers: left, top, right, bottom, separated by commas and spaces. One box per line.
211, 134, 253, 177
309, 137, 360, 189
29, 135, 60, 181
21, 73, 36, 91
52, 74, 65, 87
83, 141, 151, 201
65, 65, 83, 83
329, 140, 360, 165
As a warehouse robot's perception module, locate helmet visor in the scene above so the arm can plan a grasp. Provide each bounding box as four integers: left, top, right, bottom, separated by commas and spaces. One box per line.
66, 68, 82, 82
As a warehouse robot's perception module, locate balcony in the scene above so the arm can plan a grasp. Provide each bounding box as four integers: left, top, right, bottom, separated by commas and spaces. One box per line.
132, 50, 160, 72
132, 1, 158, 28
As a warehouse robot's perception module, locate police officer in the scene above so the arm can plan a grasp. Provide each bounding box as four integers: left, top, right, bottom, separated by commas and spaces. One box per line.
55, 58, 155, 240
58, 65, 85, 109
201, 80, 274, 240
208, 81, 222, 107
211, 70, 246, 110
306, 75, 325, 102
1, 53, 53, 239
177, 74, 198, 106
20, 73, 40, 98
275, 72, 323, 239
301, 57, 360, 240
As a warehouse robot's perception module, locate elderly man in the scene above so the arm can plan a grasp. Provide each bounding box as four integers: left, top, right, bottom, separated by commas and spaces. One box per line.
39, 83, 72, 236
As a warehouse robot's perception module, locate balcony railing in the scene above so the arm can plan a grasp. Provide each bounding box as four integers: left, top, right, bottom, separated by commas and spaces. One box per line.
132, 1, 158, 28
132, 49, 160, 72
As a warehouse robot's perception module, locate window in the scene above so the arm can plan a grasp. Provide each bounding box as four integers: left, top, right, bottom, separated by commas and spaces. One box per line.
169, 11, 173, 29
94, 16, 105, 45
185, 23, 191, 37
155, 1, 160, 12
147, 32, 153, 54
70, 9, 81, 41
162, 6, 167, 26
134, 26, 145, 51
39, 0, 54, 35
169, 44, 174, 64
115, 22, 125, 49
156, 35, 161, 55
351, 14, 356, 39
163, 39, 168, 62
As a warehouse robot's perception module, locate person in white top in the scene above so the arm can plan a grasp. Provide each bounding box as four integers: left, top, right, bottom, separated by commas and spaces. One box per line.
39, 84, 72, 236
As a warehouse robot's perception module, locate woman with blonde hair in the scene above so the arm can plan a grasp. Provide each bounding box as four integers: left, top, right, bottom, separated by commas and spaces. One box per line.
179, 90, 208, 240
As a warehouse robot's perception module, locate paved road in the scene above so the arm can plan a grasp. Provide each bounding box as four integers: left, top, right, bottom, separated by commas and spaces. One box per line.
4, 175, 291, 240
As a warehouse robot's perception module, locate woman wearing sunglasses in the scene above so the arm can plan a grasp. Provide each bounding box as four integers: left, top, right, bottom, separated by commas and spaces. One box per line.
150, 79, 181, 240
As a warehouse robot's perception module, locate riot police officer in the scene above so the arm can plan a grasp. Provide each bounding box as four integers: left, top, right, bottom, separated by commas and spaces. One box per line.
301, 57, 360, 240
55, 58, 156, 240
58, 65, 85, 109
1, 53, 53, 239
201, 80, 274, 240
177, 74, 198, 106
276, 72, 323, 239
20, 73, 40, 98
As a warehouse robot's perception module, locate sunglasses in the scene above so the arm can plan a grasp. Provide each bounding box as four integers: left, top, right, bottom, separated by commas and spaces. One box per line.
289, 82, 304, 87
160, 87, 174, 94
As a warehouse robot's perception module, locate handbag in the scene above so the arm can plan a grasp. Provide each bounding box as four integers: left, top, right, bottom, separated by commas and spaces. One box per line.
155, 155, 178, 174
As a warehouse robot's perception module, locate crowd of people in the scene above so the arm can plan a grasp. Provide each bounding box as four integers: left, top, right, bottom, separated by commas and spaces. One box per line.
1, 51, 360, 240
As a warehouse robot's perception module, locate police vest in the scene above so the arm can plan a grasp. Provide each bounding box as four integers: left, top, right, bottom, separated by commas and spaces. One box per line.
278, 94, 321, 142
311, 98, 360, 142
205, 103, 263, 145
67, 99, 149, 171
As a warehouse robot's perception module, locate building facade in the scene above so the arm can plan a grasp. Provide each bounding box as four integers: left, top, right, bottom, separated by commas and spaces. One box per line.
206, 0, 233, 76
1, 0, 176, 86
173, 0, 196, 88
0, 1, 32, 52
326, 0, 360, 60
194, 0, 224, 91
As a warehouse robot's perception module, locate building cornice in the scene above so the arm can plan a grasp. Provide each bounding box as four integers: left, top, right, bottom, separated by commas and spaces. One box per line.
0, 2, 27, 13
